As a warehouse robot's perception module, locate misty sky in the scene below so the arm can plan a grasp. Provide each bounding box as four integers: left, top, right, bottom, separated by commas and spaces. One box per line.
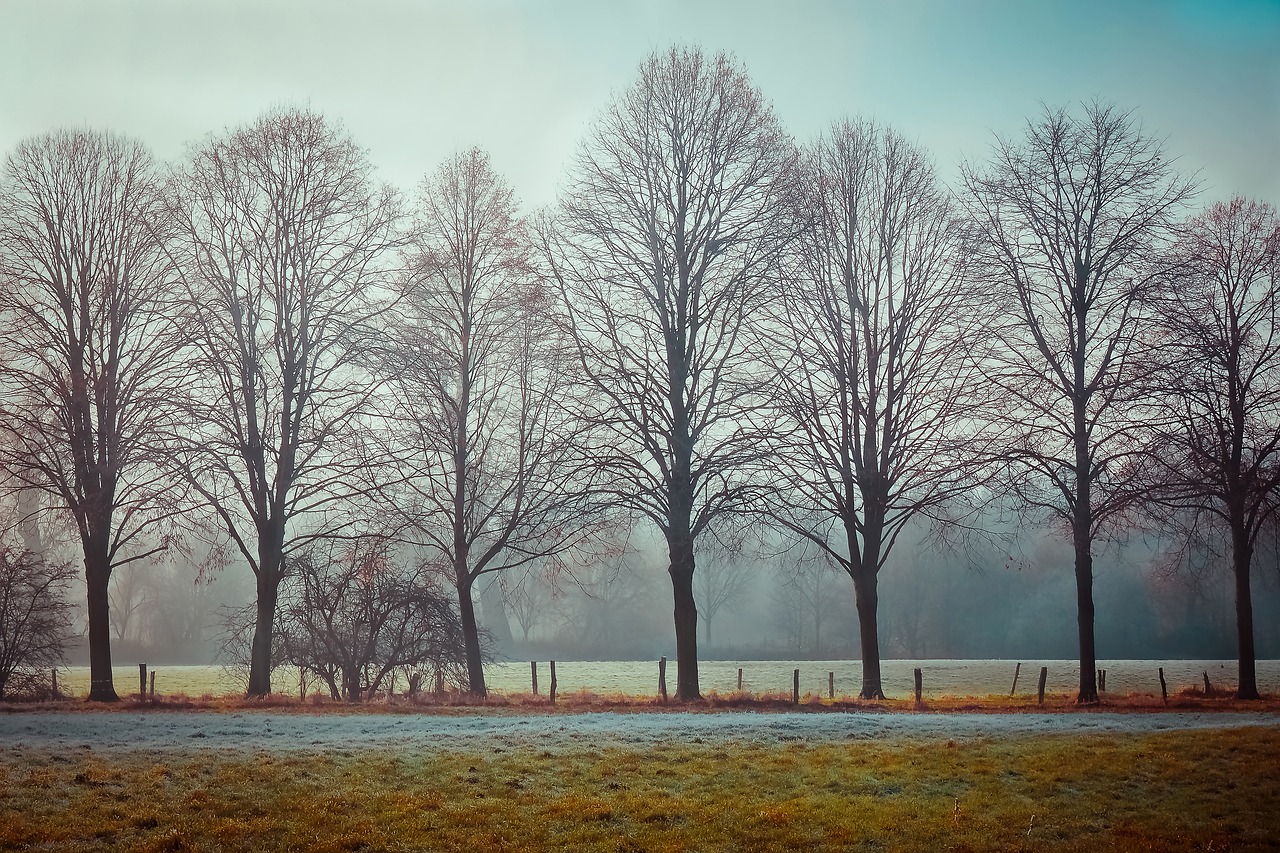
2, 0, 1276, 210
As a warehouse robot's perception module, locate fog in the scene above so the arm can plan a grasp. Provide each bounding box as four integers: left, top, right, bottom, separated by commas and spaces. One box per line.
1, 4, 1275, 700
61, 519, 1279, 667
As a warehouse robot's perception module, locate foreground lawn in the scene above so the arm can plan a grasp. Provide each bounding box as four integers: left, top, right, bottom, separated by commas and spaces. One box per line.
2, 726, 1277, 852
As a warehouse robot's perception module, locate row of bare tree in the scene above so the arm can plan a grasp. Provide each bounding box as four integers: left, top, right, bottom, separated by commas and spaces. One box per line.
0, 45, 1276, 704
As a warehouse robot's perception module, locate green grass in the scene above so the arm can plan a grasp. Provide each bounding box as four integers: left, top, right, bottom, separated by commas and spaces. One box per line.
3, 726, 1278, 851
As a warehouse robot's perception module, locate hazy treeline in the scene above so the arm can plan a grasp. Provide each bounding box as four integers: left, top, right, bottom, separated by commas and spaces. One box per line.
0, 45, 1277, 703
69, 521, 1280, 667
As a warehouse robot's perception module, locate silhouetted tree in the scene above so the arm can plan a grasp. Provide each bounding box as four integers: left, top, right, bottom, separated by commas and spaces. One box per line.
170, 108, 401, 697
0, 548, 77, 698
379, 148, 590, 696
963, 102, 1196, 702
772, 119, 982, 698
0, 130, 182, 701
504, 565, 555, 644
276, 539, 469, 701
694, 543, 754, 646
541, 47, 796, 698
108, 562, 154, 643
1145, 197, 1280, 699
769, 545, 848, 656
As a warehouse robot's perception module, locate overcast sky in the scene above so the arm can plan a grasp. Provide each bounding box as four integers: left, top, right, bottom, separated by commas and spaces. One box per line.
2, 0, 1276, 210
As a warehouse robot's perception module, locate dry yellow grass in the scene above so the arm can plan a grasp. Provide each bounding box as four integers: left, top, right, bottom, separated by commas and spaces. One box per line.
6, 685, 1277, 716
2, 725, 1277, 851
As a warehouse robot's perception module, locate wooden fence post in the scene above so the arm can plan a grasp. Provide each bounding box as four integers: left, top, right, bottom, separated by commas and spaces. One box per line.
1010, 662, 1021, 695
139, 664, 147, 698
149, 671, 156, 702
1037, 667, 1048, 705
1158, 667, 1168, 704
659, 656, 668, 703
737, 667, 743, 692
1202, 671, 1211, 696
792, 669, 800, 705
828, 671, 834, 700
530, 661, 538, 695
914, 668, 923, 705
549, 660, 557, 705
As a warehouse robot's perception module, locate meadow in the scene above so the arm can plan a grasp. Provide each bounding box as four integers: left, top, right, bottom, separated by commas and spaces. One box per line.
12, 663, 1278, 851
54, 658, 1280, 702
2, 724, 1277, 851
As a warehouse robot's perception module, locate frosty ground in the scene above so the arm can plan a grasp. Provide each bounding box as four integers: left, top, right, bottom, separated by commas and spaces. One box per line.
3, 708, 1277, 754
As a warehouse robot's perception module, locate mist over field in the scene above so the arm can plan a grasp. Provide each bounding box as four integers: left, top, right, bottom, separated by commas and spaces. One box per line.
68, 520, 1280, 669
1, 1, 1277, 708
4, 6, 1280, 853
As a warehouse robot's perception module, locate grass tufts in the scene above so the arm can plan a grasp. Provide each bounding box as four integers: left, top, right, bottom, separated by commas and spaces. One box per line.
3, 727, 1277, 851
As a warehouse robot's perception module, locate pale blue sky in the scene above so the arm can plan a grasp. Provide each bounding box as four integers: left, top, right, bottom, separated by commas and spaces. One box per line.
2, 0, 1276, 208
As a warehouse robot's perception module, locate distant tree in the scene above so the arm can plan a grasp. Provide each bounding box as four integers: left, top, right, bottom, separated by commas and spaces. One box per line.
275, 539, 470, 701
170, 108, 401, 697
769, 547, 847, 656
541, 47, 796, 698
552, 543, 665, 657
771, 119, 981, 698
477, 574, 515, 650
0, 130, 183, 701
504, 566, 555, 644
109, 562, 153, 643
1144, 197, 1280, 699
693, 543, 754, 646
378, 148, 590, 697
0, 548, 77, 698
147, 559, 223, 659
963, 102, 1196, 702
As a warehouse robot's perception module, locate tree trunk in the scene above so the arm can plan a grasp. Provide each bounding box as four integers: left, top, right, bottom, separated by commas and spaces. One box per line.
1071, 262, 1099, 705
853, 570, 885, 700
667, 534, 700, 700
1231, 523, 1259, 700
1072, 528, 1098, 703
458, 574, 487, 697
247, 569, 280, 697
84, 551, 118, 702
342, 662, 360, 702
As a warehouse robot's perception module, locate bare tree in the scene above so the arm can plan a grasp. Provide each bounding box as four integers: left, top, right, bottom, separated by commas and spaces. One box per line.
108, 562, 152, 643
693, 542, 754, 646
276, 539, 469, 701
147, 558, 224, 659
963, 102, 1196, 702
379, 148, 590, 696
0, 547, 78, 699
769, 546, 847, 656
0, 130, 182, 701
1145, 197, 1280, 699
541, 46, 796, 699
552, 541, 665, 656
504, 565, 555, 644
170, 108, 401, 697
477, 574, 514, 649
771, 119, 982, 698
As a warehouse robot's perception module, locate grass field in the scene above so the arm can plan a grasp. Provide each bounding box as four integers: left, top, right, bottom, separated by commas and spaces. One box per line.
3, 724, 1278, 851
13, 682, 1280, 715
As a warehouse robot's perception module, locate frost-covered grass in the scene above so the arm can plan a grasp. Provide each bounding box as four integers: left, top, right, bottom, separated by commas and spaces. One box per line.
2, 726, 1278, 851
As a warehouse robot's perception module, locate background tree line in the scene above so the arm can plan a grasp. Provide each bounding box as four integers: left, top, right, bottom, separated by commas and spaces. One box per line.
0, 45, 1276, 703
